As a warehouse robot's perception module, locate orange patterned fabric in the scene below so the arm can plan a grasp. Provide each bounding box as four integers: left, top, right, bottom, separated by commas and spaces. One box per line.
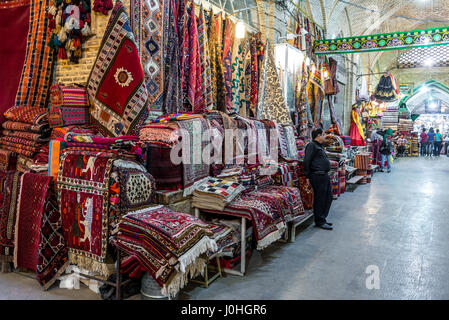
14, 0, 54, 109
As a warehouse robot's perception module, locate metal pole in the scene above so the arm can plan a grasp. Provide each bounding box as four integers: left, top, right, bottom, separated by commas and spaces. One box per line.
240, 217, 246, 275
116, 248, 121, 300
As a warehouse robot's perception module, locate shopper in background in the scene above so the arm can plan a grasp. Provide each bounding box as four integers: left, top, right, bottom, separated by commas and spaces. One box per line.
304, 128, 333, 231
444, 134, 449, 156
434, 129, 442, 156
380, 130, 393, 172
427, 127, 436, 157
396, 134, 407, 157
420, 128, 428, 156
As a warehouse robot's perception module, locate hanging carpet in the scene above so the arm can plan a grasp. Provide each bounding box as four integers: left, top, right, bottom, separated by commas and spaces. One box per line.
0, 0, 29, 123
14, 0, 54, 109
87, 1, 149, 137
57, 150, 116, 277
256, 41, 292, 125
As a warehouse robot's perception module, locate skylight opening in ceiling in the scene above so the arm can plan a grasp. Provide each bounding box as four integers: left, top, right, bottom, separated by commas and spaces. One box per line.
397, 45, 449, 68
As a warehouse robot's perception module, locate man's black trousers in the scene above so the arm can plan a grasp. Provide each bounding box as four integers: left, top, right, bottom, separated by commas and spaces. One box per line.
310, 173, 333, 226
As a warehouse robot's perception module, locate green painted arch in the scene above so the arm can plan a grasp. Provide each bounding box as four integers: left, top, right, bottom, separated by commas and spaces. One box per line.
399, 80, 449, 113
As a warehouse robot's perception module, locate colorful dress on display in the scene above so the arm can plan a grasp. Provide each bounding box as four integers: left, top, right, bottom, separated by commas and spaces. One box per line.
350, 105, 366, 146
374, 74, 399, 102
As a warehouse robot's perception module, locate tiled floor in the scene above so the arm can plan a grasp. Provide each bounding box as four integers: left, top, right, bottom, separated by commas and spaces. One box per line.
1, 156, 449, 299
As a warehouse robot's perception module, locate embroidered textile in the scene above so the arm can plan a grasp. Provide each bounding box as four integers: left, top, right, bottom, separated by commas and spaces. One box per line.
0, 171, 22, 262
57, 151, 115, 276
14, 0, 54, 109
256, 41, 292, 125
87, 1, 150, 137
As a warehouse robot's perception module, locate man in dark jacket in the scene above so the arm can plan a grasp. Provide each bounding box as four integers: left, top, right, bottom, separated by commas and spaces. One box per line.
304, 128, 333, 230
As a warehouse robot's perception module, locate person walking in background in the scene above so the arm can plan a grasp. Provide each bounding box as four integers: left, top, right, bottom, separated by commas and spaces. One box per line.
434, 129, 442, 156
380, 130, 393, 172
427, 128, 436, 157
304, 128, 333, 230
420, 128, 428, 156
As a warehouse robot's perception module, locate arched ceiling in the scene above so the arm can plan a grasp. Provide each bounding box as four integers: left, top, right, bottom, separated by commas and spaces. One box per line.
402, 80, 449, 115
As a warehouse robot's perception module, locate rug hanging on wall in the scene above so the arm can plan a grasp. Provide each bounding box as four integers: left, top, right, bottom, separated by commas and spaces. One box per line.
130, 0, 167, 111
0, 0, 30, 123
87, 0, 150, 137
14, 0, 54, 109
256, 41, 292, 125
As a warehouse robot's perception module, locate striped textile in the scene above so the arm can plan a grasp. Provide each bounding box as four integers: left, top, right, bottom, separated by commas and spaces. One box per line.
50, 84, 89, 107
14, 0, 54, 109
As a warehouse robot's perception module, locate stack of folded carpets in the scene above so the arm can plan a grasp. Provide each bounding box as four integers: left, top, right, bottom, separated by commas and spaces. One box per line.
57, 145, 157, 279
115, 205, 218, 297
192, 177, 246, 211
0, 106, 50, 171
203, 221, 236, 258
140, 115, 211, 195
207, 185, 304, 250
49, 84, 90, 128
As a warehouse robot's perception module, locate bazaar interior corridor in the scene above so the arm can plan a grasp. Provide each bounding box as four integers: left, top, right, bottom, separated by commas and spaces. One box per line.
1, 156, 448, 300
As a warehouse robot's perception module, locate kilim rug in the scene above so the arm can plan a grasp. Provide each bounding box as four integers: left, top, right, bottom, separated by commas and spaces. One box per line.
87, 1, 150, 137
116, 205, 217, 297
0, 0, 29, 123
4, 106, 48, 124
14, 0, 54, 109
14, 173, 52, 270
256, 41, 292, 125
177, 118, 210, 196
112, 159, 156, 213
36, 182, 69, 290
57, 150, 115, 276
222, 17, 234, 112
0, 171, 22, 262
198, 5, 214, 111
130, 0, 166, 111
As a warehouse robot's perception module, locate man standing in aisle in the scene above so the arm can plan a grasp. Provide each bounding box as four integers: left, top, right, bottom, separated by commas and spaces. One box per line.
435, 129, 442, 156
304, 128, 333, 230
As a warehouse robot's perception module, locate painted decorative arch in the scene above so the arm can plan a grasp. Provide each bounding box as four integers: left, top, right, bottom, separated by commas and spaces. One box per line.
400, 80, 449, 115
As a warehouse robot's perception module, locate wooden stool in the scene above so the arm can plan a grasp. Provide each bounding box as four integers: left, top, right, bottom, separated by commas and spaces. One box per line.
191, 255, 223, 288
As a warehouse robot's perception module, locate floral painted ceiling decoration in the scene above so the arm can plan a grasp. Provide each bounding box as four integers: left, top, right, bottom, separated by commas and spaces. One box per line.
314, 26, 449, 55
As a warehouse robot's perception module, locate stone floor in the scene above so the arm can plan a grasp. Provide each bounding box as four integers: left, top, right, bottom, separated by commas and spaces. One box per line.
1, 155, 449, 300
